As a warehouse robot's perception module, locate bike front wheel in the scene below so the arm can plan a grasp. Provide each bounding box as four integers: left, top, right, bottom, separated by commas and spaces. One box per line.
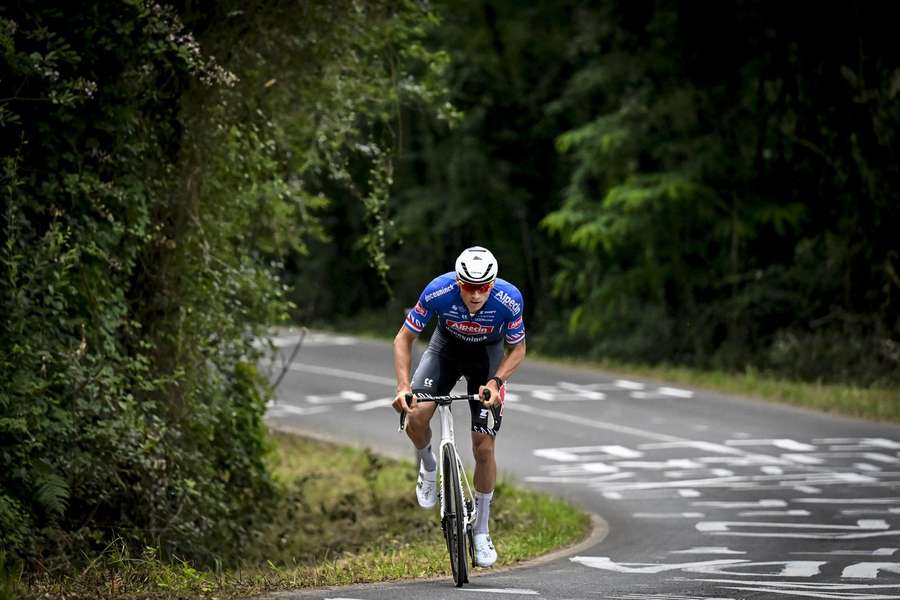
442, 448, 468, 587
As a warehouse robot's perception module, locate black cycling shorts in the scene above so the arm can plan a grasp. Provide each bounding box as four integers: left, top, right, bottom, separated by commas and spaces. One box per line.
410, 326, 505, 436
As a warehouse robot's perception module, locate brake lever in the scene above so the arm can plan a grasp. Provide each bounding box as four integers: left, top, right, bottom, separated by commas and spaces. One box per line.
480, 388, 492, 405
398, 392, 413, 432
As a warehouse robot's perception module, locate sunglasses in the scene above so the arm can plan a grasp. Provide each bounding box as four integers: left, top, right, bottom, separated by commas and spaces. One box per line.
457, 280, 493, 294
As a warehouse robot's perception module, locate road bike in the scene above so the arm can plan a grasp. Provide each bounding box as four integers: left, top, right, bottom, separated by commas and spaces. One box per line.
399, 390, 491, 587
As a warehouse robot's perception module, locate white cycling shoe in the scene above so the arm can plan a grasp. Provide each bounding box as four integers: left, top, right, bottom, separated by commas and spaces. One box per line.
474, 533, 498, 567
416, 465, 437, 508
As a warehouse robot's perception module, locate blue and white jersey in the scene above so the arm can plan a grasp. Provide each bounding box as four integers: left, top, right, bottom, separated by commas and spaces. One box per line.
404, 272, 526, 345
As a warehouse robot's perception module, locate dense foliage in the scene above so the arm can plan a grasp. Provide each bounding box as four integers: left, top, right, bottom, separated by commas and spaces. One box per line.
329, 0, 898, 386
1, 0, 447, 567
541, 2, 900, 383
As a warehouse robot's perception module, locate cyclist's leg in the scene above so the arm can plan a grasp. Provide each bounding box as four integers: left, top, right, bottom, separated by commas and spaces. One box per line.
464, 341, 505, 482
409, 339, 461, 509
464, 342, 503, 566
407, 338, 462, 448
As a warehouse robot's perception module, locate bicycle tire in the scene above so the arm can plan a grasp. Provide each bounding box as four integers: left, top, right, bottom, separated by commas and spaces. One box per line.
442, 449, 468, 587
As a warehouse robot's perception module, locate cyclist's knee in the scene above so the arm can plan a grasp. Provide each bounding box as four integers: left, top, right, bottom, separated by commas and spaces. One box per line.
472, 435, 495, 463
406, 404, 435, 438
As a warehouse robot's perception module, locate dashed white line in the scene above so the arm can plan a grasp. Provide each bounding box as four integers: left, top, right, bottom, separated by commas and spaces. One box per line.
659, 386, 695, 398
614, 379, 645, 390
353, 398, 394, 411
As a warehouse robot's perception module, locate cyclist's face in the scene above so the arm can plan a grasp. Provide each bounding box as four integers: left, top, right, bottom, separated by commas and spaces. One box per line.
457, 279, 493, 310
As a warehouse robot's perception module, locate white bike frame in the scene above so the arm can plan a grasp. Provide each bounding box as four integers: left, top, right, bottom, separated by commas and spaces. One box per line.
436, 402, 476, 530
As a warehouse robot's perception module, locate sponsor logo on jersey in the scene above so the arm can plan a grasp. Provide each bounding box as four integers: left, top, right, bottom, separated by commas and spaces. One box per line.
506, 331, 526, 344
424, 283, 455, 302
509, 316, 523, 330
405, 314, 425, 331
446, 320, 495, 336
494, 290, 521, 316
414, 301, 427, 316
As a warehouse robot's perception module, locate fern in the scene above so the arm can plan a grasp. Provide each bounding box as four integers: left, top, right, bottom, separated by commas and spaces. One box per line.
34, 472, 69, 518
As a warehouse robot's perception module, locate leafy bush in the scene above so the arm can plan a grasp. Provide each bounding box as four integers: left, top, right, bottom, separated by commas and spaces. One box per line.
0, 0, 448, 568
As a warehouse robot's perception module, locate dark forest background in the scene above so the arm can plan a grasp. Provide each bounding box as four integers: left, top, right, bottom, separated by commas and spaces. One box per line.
1, 0, 897, 571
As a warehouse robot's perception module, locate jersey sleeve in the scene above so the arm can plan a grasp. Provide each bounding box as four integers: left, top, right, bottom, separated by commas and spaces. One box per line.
504, 292, 526, 345
403, 293, 433, 335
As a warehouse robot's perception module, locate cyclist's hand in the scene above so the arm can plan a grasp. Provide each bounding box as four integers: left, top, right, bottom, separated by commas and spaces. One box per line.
393, 389, 415, 414
479, 382, 500, 408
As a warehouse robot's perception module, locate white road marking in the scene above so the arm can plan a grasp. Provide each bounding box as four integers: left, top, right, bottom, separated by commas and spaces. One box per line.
353, 398, 394, 411
633, 512, 705, 518
609, 595, 738, 600
672, 547, 746, 554
696, 520, 900, 539
640, 441, 746, 455
738, 510, 811, 517
571, 556, 746, 574
271, 361, 395, 385
659, 386, 694, 398
689, 561, 827, 577
460, 588, 540, 595
508, 383, 559, 391
815, 438, 900, 449
509, 403, 684, 443
793, 548, 899, 556
619, 459, 704, 470
782, 453, 824, 464
525, 472, 632, 484
699, 578, 900, 599
614, 379, 645, 389
693, 499, 787, 508
533, 391, 606, 401
794, 498, 900, 504
533, 449, 580, 462
726, 438, 817, 451
679, 489, 702, 497
699, 519, 888, 532
857, 463, 884, 472
306, 390, 367, 404
265, 403, 330, 416
842, 508, 900, 516
601, 445, 645, 458
864, 453, 900, 463
258, 332, 358, 348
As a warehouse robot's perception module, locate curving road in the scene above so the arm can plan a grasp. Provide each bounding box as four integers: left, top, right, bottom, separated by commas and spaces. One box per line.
263, 331, 900, 600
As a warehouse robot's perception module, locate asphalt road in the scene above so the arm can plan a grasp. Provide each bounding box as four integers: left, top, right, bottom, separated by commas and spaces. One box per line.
262, 331, 900, 600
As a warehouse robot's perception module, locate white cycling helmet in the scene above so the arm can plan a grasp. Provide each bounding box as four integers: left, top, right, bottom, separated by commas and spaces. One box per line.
455, 246, 498, 284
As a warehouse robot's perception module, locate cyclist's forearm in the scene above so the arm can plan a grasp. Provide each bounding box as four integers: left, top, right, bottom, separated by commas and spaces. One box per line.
393, 327, 415, 391
495, 341, 526, 382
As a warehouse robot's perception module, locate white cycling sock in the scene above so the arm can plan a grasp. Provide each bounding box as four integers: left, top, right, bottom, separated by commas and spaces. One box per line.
474, 490, 493, 535
417, 444, 436, 473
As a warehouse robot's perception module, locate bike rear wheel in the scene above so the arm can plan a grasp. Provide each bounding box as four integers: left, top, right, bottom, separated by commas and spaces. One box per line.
442, 448, 468, 587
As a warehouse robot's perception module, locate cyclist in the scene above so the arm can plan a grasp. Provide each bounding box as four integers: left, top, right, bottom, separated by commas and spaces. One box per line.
392, 246, 527, 568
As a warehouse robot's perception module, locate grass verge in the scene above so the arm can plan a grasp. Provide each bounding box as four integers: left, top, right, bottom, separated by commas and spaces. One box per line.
20, 431, 591, 599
